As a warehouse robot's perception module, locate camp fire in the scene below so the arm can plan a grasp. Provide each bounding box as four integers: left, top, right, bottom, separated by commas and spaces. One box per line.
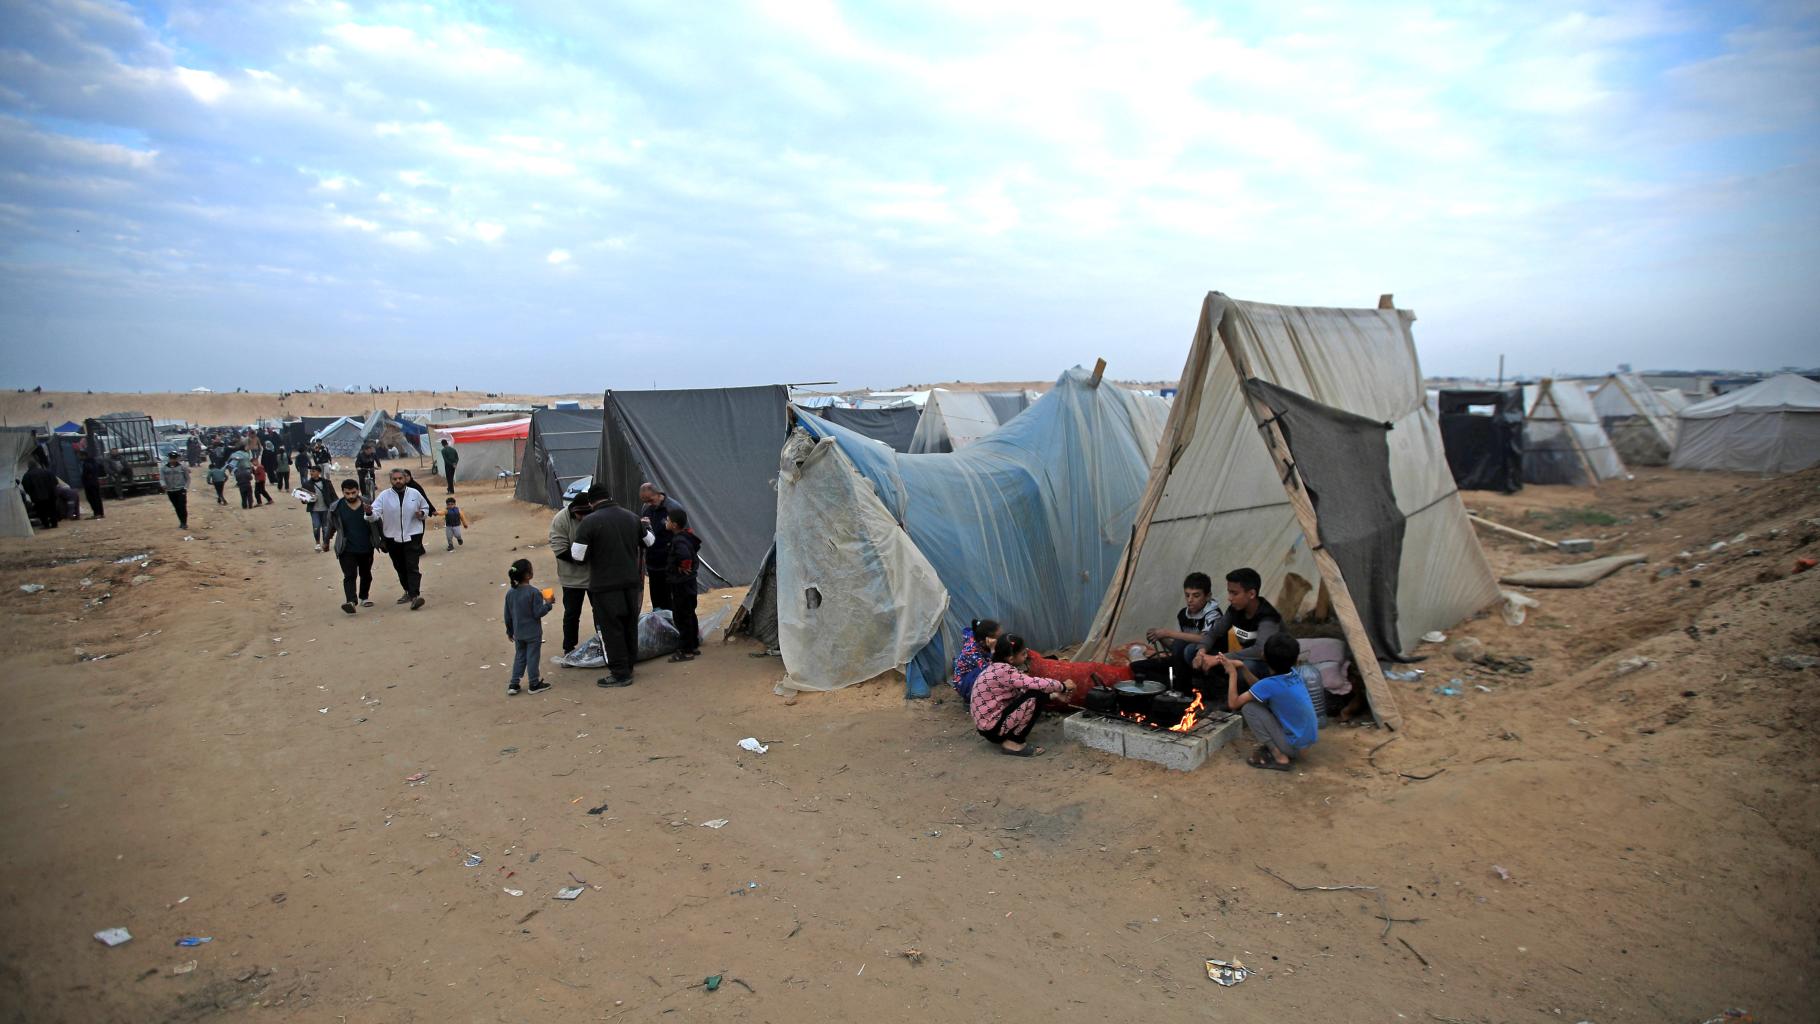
1167, 691, 1207, 733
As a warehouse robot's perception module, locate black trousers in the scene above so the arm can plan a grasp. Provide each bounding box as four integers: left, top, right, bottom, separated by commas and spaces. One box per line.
589, 585, 641, 678
275, 470, 290, 489
443, 463, 457, 493
30, 493, 59, 528
672, 587, 699, 653
386, 537, 424, 597
647, 571, 672, 612
561, 585, 590, 653
212, 480, 226, 503
83, 482, 105, 517
978, 692, 1042, 744
254, 482, 273, 505
166, 490, 188, 528
238, 483, 253, 508
338, 550, 374, 602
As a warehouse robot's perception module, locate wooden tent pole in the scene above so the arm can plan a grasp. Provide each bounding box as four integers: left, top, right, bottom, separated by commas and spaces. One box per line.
1218, 327, 1404, 731
1544, 378, 1601, 488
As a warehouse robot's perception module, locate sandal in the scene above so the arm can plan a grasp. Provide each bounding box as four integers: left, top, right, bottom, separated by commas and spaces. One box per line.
998, 744, 1044, 757
1246, 751, 1292, 771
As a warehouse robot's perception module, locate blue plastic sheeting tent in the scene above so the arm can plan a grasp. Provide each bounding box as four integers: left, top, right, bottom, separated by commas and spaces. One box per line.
779, 367, 1169, 697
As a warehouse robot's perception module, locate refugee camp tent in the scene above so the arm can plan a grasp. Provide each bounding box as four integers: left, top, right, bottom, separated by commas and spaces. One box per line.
0, 427, 37, 538
769, 370, 1171, 696
515, 408, 604, 507
1436, 388, 1525, 493
434, 418, 530, 483
594, 386, 788, 589
360, 410, 420, 458
42, 431, 83, 488
817, 406, 921, 453
906, 390, 1032, 453
310, 416, 366, 457
1670, 373, 1820, 474
1592, 372, 1678, 465
1522, 380, 1626, 486
1655, 388, 1689, 414
1083, 294, 1503, 730
54, 421, 82, 435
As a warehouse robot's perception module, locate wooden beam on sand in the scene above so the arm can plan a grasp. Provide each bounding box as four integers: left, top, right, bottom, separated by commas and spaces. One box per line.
1468, 513, 1558, 550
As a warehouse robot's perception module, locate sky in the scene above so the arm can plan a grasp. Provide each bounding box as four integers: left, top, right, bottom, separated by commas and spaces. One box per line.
0, 0, 1816, 393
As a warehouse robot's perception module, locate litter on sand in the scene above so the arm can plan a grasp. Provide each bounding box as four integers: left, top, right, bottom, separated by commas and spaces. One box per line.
1205, 959, 1250, 986
19, 584, 45, 594
504, 888, 524, 897
704, 974, 723, 992
404, 772, 428, 784
464, 853, 484, 867
170, 960, 198, 975
700, 819, 730, 829
554, 886, 585, 900
1421, 630, 1447, 643
94, 928, 132, 947
585, 802, 609, 815
737, 737, 768, 754
175, 937, 212, 947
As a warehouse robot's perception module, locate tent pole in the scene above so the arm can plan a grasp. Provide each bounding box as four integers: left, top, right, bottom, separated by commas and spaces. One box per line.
1545, 379, 1601, 488
1090, 358, 1107, 387
1219, 324, 1404, 731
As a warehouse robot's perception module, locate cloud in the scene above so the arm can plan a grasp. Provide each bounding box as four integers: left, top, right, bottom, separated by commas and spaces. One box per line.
546, 248, 571, 265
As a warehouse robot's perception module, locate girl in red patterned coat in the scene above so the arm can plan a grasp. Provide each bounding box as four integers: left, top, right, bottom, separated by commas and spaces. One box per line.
968, 634, 1074, 757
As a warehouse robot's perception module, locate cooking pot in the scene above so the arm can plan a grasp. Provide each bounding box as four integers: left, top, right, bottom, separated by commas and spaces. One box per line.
1149, 689, 1194, 729
1083, 686, 1118, 715
1113, 679, 1164, 716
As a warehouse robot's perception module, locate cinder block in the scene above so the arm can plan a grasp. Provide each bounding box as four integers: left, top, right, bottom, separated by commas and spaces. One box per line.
1558, 538, 1594, 554
1062, 713, 1243, 772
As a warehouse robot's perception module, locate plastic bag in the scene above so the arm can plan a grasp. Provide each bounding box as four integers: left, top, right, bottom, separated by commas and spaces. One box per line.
555, 610, 683, 667
1500, 590, 1540, 626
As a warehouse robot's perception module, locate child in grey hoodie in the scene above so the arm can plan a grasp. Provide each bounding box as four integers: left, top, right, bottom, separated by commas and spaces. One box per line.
503, 558, 554, 695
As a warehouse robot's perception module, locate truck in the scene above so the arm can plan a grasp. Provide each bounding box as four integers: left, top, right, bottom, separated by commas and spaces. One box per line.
85, 413, 164, 499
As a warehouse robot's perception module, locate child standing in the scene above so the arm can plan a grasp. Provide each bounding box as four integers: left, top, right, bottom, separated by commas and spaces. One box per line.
252, 458, 274, 506
444, 497, 467, 551
503, 558, 553, 695
207, 462, 229, 504
665, 508, 702, 662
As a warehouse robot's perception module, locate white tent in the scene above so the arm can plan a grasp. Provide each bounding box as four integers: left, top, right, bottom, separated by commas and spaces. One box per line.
906, 390, 1002, 453
1655, 388, 1689, 414
0, 428, 37, 538
1670, 373, 1820, 474
1084, 293, 1501, 730
1592, 372, 1679, 465
1523, 379, 1626, 486
432, 417, 530, 483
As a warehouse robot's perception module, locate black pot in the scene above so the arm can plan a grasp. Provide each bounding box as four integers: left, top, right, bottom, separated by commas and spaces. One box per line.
1113, 679, 1164, 717
1084, 686, 1118, 715
1150, 690, 1194, 729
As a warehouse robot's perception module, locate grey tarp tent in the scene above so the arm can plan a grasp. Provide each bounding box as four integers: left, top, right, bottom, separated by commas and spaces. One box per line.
1523, 379, 1626, 486
0, 427, 37, 538
516, 408, 604, 507
1592, 372, 1679, 466
1670, 373, 1820, 474
817, 406, 920, 453
594, 386, 789, 589
311, 416, 366, 458
1082, 293, 1502, 730
771, 369, 1171, 696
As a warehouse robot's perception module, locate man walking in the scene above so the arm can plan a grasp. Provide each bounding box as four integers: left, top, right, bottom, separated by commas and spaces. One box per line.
161, 450, 190, 530
355, 444, 381, 498
439, 438, 459, 494
637, 482, 683, 612
547, 489, 595, 655
368, 467, 430, 609
79, 448, 105, 519
572, 486, 649, 687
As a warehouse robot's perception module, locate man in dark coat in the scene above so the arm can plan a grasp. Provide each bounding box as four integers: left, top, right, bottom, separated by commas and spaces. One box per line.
23, 456, 60, 529
571, 486, 651, 687
79, 448, 105, 519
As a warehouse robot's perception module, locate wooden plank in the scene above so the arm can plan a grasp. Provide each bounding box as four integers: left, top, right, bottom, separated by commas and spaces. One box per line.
1467, 513, 1558, 549
1377, 293, 1395, 310
1090, 357, 1108, 386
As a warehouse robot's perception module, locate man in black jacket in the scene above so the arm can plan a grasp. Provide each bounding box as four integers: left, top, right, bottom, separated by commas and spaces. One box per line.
571, 487, 651, 687
79, 448, 105, 519
22, 457, 59, 529
637, 482, 684, 612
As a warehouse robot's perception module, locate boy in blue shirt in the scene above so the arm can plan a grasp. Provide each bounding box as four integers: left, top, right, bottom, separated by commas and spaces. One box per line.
444, 497, 467, 551
1213, 632, 1316, 771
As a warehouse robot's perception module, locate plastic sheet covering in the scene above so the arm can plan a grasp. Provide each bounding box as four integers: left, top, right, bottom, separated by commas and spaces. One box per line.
1522, 380, 1626, 485
907, 391, 1004, 453
779, 369, 1170, 694
1437, 388, 1525, 493
1670, 373, 1820, 474
1592, 372, 1679, 466
0, 427, 37, 538
1084, 293, 1500, 676
817, 406, 920, 453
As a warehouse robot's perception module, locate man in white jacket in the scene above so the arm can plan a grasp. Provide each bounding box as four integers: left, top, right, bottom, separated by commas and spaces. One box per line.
368, 467, 432, 609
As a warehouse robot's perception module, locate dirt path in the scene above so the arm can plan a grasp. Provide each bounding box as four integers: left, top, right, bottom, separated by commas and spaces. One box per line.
0, 469, 1815, 1021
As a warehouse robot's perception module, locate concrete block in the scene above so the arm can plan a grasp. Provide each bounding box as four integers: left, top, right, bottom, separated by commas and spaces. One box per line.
1558, 538, 1594, 554
1062, 712, 1242, 772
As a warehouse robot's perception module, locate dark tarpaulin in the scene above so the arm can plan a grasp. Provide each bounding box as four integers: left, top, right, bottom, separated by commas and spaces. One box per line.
1245, 378, 1407, 660
516, 407, 603, 507
729, 544, 780, 649
595, 385, 789, 589
817, 406, 919, 453
1437, 388, 1525, 493
299, 416, 337, 437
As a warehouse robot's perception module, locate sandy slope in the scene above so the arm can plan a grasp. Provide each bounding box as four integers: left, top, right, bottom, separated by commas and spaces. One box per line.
0, 468, 1814, 1022
0, 390, 589, 429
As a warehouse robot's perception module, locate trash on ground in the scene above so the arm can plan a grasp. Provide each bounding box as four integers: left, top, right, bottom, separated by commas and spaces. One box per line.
1493, 864, 1513, 881
1613, 656, 1656, 676
1205, 959, 1249, 986
1500, 590, 1540, 625
169, 960, 198, 976
991, 849, 1005, 859
94, 928, 132, 947
554, 886, 585, 900
464, 853, 483, 867
737, 738, 768, 754
175, 936, 212, 947
1435, 682, 1462, 696
1420, 630, 1446, 643
585, 802, 609, 815
1384, 668, 1424, 682
404, 772, 428, 784
19, 584, 45, 594
504, 888, 524, 897
700, 819, 730, 829
704, 974, 723, 992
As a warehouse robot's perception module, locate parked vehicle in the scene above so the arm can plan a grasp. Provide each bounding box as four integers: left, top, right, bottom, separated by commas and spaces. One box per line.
85, 413, 164, 498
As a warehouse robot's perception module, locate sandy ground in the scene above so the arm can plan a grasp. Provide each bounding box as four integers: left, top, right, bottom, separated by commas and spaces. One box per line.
0, 467, 1815, 1022
0, 391, 587, 429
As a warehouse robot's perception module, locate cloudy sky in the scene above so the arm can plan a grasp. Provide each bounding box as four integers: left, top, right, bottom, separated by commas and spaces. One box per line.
1, 0, 1815, 392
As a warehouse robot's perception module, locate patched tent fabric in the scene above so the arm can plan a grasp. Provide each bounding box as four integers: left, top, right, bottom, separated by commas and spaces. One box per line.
1083, 293, 1502, 729
817, 406, 920, 453
1670, 373, 1820, 474
360, 410, 420, 458
434, 417, 530, 482
1437, 388, 1525, 493
776, 369, 1171, 695
728, 545, 782, 650
594, 386, 788, 589
0, 427, 37, 538
1592, 372, 1678, 466
907, 390, 1005, 453
515, 408, 604, 507
1523, 380, 1626, 486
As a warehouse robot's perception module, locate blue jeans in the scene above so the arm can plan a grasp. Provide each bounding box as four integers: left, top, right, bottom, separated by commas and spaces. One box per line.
309, 510, 330, 542
511, 638, 542, 684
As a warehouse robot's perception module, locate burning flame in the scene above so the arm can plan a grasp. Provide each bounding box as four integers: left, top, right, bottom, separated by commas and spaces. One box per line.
1167, 690, 1207, 733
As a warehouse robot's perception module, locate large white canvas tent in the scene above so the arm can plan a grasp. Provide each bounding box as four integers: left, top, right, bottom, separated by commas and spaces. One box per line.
434, 418, 530, 483
906, 390, 1032, 453
515, 408, 603, 507
1670, 373, 1820, 474
0, 427, 37, 538
1083, 293, 1502, 730
770, 368, 1170, 697
1522, 380, 1626, 486
1592, 372, 1679, 465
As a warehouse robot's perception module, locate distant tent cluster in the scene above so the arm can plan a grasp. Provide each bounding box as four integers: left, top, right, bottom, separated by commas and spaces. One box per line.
906, 389, 1035, 453
1520, 380, 1626, 486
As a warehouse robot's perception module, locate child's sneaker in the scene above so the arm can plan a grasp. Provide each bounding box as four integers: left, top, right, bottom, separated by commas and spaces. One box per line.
506, 683, 521, 696
528, 679, 551, 693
